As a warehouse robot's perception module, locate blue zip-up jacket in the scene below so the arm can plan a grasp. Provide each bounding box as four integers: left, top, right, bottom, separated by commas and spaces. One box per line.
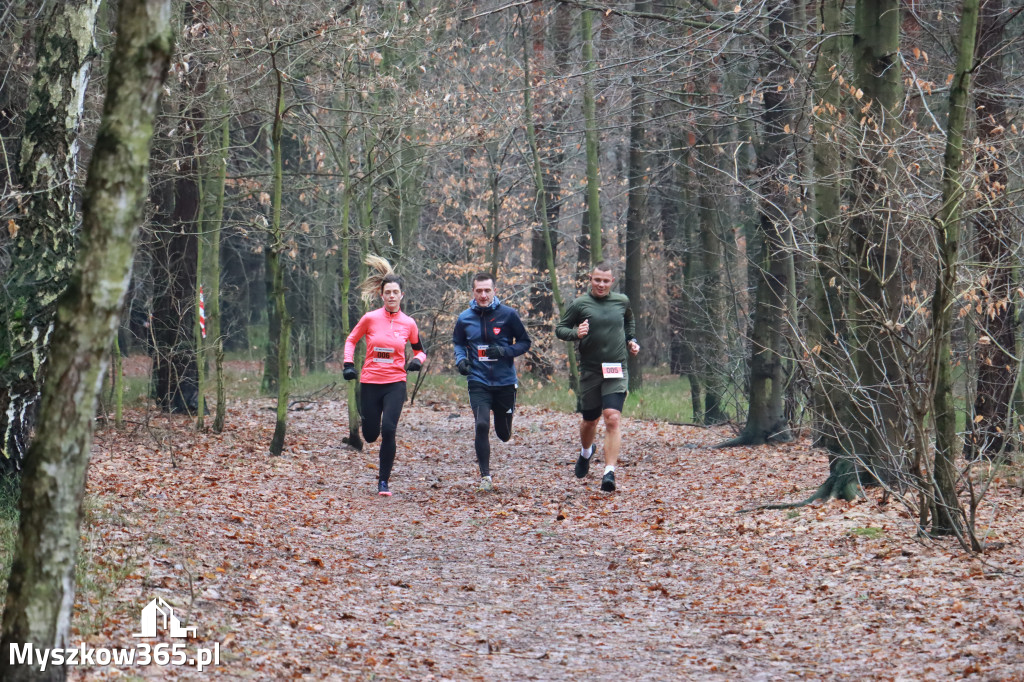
452, 297, 532, 387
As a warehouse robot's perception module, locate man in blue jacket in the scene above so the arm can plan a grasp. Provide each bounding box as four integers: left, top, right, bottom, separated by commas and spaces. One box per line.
453, 272, 532, 491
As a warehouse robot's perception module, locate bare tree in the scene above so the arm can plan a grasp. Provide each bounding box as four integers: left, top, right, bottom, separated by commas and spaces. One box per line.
930, 0, 980, 538
965, 0, 1019, 459
719, 0, 796, 447
0, 0, 101, 470
0, 0, 172, 674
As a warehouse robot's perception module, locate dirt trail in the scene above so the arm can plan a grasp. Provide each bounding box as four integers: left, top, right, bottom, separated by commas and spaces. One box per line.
73, 395, 1024, 680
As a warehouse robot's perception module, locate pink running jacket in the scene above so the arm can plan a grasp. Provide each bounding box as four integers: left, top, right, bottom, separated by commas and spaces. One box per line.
344, 307, 427, 384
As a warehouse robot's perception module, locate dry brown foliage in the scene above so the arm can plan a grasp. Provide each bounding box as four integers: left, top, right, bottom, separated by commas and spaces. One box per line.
71, 375, 1024, 680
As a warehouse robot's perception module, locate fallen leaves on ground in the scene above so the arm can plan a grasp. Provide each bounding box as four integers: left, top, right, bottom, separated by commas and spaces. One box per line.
71, 387, 1024, 680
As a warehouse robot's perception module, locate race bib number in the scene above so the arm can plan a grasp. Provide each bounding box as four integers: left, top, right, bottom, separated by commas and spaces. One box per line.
602, 362, 623, 378
477, 345, 496, 362
372, 347, 394, 363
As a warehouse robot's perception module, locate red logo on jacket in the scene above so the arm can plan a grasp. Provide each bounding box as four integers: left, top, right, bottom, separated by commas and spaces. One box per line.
493, 327, 501, 335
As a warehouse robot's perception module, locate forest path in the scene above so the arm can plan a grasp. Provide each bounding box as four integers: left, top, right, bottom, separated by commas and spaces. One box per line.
75, 394, 1024, 680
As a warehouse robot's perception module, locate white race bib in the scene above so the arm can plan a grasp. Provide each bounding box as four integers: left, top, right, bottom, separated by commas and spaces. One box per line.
477, 345, 496, 363
372, 347, 394, 363
602, 362, 623, 378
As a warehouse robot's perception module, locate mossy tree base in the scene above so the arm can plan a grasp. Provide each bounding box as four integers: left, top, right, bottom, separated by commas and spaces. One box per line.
342, 430, 364, 451
715, 421, 793, 449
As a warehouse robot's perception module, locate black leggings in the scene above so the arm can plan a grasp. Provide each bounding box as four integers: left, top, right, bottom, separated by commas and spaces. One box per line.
468, 383, 517, 477
360, 381, 407, 482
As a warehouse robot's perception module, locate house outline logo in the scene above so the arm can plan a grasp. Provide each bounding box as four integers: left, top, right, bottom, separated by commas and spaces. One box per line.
132, 597, 197, 639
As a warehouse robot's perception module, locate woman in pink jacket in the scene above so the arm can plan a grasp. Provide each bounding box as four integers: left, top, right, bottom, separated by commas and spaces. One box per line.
343, 256, 427, 496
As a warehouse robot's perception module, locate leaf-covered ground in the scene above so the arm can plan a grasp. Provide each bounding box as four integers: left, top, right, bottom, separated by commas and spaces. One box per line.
72, 382, 1024, 680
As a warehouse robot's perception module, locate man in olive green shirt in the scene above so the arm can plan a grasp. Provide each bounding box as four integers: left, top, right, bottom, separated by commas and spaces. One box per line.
556, 262, 639, 492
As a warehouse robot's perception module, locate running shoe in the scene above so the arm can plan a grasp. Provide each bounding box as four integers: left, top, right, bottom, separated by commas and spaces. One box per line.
574, 446, 593, 479
600, 470, 616, 492
478, 476, 494, 492
378, 480, 392, 496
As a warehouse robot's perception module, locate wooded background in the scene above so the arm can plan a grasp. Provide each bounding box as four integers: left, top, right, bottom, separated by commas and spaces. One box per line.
2, 0, 1022, 544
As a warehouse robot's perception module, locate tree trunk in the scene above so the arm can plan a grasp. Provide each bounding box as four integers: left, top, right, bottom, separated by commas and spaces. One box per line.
0, 0, 37, 193
339, 125, 362, 450
280, 118, 317, 376
719, 1, 794, 448
195, 167, 207, 430
929, 0, 979, 539
307, 220, 330, 375
0, 0, 100, 471
0, 2, 172, 676
966, 0, 1016, 460
485, 139, 501, 277
698, 131, 729, 425
150, 152, 200, 413
112, 335, 123, 427
808, 0, 848, 455
203, 95, 229, 433
261, 237, 281, 393
394, 143, 424, 262
527, 2, 570, 319
218, 214, 254, 352
847, 0, 906, 487
577, 204, 591, 292
150, 69, 203, 414
581, 7, 602, 264
624, 0, 649, 392
268, 75, 290, 456
800, 0, 863, 501
523, 12, 579, 392
527, 2, 569, 377
662, 127, 703, 421
678, 144, 704, 422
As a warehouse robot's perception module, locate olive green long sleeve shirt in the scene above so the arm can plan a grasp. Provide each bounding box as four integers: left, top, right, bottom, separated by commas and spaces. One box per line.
555, 292, 636, 372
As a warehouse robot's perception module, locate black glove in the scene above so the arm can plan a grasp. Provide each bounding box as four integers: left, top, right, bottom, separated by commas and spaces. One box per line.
456, 358, 470, 376
342, 363, 357, 381
485, 344, 509, 359
406, 358, 423, 372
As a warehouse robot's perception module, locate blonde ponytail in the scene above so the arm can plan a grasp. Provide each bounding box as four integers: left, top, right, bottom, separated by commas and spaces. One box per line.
359, 255, 403, 304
